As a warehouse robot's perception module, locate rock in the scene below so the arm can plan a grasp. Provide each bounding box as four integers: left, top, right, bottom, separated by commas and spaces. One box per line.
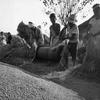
0, 62, 84, 100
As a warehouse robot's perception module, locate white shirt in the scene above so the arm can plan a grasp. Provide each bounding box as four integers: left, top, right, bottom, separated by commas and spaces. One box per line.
89, 17, 100, 35
67, 24, 79, 43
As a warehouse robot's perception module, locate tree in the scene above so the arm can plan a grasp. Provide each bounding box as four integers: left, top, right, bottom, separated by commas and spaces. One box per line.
40, 0, 94, 25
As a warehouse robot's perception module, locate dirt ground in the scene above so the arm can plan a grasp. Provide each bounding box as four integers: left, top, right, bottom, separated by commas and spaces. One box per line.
19, 60, 100, 100
1, 56, 100, 100
0, 62, 84, 100
43, 71, 100, 100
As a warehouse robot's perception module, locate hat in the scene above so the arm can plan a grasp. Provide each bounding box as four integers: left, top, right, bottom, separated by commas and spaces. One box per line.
68, 14, 77, 23
93, 4, 100, 10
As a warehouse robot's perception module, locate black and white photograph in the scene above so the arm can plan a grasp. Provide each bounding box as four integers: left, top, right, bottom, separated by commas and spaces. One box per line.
0, 0, 100, 100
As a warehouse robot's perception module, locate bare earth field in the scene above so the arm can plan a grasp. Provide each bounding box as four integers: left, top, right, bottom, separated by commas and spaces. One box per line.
0, 62, 84, 100
19, 61, 100, 100
0, 59, 100, 100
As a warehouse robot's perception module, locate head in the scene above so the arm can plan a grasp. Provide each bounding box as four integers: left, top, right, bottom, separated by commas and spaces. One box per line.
7, 32, 12, 38
68, 14, 76, 28
93, 4, 100, 17
28, 21, 34, 28
0, 31, 3, 36
49, 13, 56, 24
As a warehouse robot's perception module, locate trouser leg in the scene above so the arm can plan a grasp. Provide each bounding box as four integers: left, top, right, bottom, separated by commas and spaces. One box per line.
69, 42, 77, 66
57, 44, 69, 71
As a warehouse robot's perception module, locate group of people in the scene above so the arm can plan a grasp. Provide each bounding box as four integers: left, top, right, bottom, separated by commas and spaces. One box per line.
49, 3, 100, 71
0, 31, 29, 49
49, 13, 79, 71
0, 3, 100, 71
0, 10, 80, 71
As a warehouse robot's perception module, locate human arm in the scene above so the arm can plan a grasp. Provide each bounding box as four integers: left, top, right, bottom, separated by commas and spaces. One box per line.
36, 28, 44, 46
56, 24, 60, 35
59, 23, 69, 40
49, 26, 55, 46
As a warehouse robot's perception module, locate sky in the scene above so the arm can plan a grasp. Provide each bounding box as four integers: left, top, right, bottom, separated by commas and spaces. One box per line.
0, 0, 100, 36
0, 0, 50, 35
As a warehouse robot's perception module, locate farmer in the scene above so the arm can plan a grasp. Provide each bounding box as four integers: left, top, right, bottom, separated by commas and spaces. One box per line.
81, 4, 100, 71
57, 14, 79, 71
28, 22, 44, 47
49, 13, 60, 46
87, 4, 100, 37
84, 4, 100, 60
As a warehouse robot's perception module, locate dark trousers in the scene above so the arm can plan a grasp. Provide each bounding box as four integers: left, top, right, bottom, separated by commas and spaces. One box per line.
68, 42, 77, 62
61, 42, 78, 66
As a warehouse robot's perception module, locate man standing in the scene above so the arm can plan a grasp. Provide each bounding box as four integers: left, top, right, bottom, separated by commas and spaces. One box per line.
57, 14, 79, 71
49, 13, 60, 46
82, 4, 100, 72
87, 4, 100, 37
